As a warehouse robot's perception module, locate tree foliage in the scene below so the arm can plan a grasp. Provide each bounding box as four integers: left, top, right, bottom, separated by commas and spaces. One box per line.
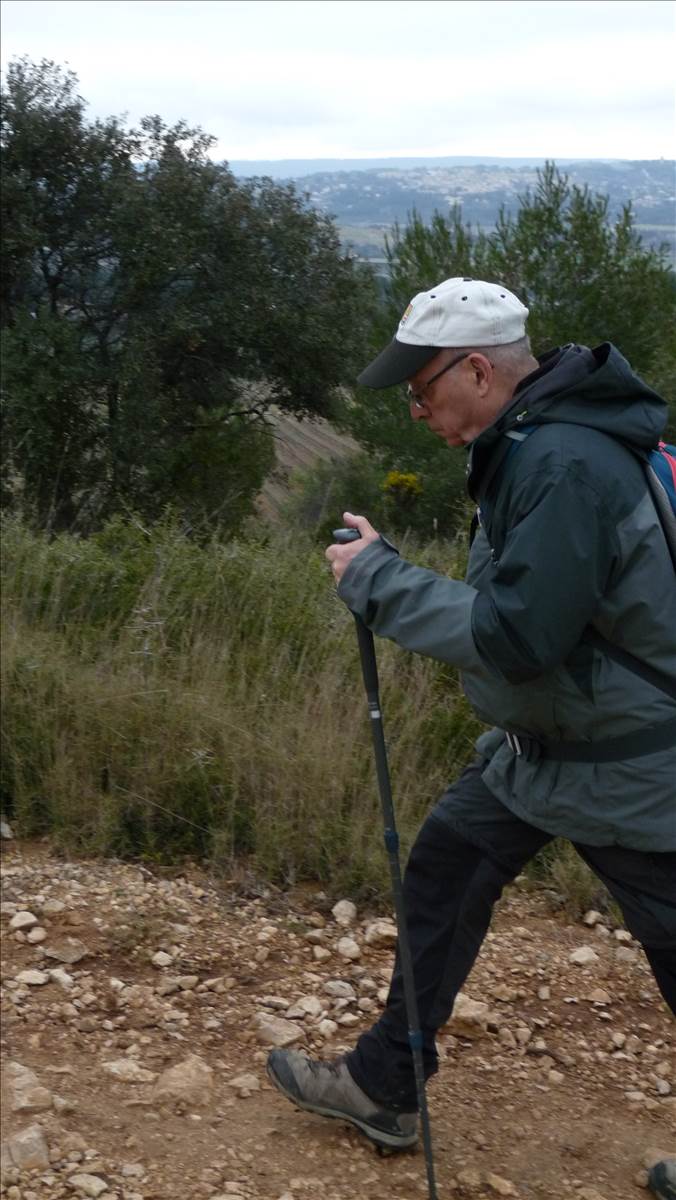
1, 58, 377, 533
339, 163, 676, 535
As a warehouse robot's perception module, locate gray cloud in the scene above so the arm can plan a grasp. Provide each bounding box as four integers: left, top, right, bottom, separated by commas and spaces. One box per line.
2, 0, 674, 158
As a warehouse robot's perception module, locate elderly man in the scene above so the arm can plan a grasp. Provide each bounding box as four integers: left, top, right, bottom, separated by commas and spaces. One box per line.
267, 278, 676, 1198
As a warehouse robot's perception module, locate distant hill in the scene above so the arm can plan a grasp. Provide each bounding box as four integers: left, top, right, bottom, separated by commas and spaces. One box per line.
227, 155, 615, 178
230, 158, 676, 263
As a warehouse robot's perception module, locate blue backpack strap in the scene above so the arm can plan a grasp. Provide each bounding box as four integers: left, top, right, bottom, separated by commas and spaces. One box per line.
647, 443, 676, 570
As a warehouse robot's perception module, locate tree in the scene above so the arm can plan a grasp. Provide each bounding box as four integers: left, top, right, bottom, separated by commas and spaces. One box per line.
1, 58, 377, 533
338, 164, 676, 534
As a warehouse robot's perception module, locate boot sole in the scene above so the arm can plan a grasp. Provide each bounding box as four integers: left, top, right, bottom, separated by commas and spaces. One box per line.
266, 1060, 418, 1151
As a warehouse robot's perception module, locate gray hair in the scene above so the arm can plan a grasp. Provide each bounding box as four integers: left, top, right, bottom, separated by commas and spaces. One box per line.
447, 336, 534, 383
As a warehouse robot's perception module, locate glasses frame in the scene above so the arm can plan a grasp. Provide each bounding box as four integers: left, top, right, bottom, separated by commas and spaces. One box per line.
406, 351, 472, 410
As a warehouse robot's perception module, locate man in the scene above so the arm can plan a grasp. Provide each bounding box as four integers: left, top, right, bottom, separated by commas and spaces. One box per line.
267, 278, 676, 1196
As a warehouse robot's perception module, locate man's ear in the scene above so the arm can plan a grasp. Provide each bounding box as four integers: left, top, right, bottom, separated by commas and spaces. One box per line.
468, 353, 493, 394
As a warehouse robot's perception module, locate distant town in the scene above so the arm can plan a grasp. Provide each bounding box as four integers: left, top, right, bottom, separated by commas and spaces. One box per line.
230, 158, 676, 264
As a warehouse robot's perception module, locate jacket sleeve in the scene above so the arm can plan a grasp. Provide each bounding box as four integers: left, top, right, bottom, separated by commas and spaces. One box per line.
337, 538, 485, 671
471, 465, 621, 682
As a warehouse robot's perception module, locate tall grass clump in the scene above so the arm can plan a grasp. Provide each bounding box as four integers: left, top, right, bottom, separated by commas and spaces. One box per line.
1, 514, 482, 899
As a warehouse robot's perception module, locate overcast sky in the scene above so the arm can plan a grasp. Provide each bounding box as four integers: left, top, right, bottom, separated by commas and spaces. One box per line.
1, 0, 675, 161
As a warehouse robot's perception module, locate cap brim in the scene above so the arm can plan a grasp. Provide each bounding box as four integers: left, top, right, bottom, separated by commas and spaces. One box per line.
357, 338, 440, 389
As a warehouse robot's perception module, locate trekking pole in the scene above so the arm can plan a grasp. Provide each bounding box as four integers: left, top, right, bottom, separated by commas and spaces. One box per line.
333, 528, 439, 1200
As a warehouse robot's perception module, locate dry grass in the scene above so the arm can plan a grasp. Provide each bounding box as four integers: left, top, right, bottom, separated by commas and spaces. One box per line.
1, 516, 480, 900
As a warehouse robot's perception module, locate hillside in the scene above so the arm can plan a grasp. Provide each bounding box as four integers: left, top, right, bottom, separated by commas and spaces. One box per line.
234, 159, 676, 263
256, 413, 359, 521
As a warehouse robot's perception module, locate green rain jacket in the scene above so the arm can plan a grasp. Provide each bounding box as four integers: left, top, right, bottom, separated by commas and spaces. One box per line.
338, 343, 676, 851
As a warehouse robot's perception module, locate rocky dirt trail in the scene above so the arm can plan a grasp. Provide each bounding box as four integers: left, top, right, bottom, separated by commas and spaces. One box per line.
1, 837, 674, 1200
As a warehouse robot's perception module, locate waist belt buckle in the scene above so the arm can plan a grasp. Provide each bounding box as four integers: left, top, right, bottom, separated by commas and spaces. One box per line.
505, 731, 541, 763
506, 731, 522, 756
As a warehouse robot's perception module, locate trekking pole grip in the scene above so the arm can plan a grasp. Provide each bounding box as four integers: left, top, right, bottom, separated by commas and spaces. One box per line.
332, 528, 380, 697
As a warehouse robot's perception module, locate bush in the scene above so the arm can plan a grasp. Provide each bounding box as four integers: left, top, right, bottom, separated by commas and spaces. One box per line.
282, 451, 472, 543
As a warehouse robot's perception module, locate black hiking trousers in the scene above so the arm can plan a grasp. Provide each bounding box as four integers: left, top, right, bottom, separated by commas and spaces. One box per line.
345, 760, 676, 1112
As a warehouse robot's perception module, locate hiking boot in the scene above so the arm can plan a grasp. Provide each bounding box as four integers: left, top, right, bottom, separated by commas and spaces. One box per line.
266, 1049, 418, 1150
649, 1159, 676, 1200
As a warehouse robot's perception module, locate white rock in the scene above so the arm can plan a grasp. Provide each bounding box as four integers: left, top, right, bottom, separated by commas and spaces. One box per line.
48, 968, 74, 989
155, 978, 180, 996
253, 1014, 304, 1048
587, 988, 611, 1005
26, 926, 47, 943
336, 937, 361, 960
15, 969, 49, 986
582, 910, 603, 926
286, 995, 323, 1019
323, 980, 356, 999
614, 929, 633, 943
0, 814, 14, 839
6, 1124, 50, 1171
152, 1055, 214, 1105
260, 995, 291, 1010
101, 1059, 157, 1084
304, 929, 325, 944
318, 1019, 339, 1038
4, 1062, 52, 1113
42, 899, 66, 915
331, 900, 357, 927
68, 1174, 108, 1197
486, 1174, 518, 1197
615, 946, 638, 964
364, 919, 398, 947
569, 946, 600, 966
446, 992, 490, 1038
312, 946, 331, 962
10, 911, 38, 931
43, 937, 89, 964
151, 951, 174, 968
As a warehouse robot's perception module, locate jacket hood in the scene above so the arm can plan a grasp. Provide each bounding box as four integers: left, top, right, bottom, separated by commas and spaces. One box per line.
467, 342, 668, 499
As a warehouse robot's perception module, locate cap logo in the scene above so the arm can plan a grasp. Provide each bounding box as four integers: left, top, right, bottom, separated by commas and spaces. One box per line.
399, 303, 413, 325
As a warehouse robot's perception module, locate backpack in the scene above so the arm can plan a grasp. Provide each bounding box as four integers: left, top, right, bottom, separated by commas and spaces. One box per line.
647, 441, 676, 570
478, 431, 676, 703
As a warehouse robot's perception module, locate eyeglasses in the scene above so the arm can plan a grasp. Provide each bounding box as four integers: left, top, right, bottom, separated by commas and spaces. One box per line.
406, 352, 471, 410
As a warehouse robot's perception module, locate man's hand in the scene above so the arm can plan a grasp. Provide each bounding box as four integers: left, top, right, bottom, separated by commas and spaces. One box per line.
325, 512, 379, 584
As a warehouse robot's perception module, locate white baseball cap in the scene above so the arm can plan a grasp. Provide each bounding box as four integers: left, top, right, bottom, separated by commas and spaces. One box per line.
358, 277, 529, 388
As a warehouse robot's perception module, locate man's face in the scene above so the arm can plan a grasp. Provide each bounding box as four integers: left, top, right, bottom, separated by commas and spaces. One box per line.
407, 350, 502, 446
